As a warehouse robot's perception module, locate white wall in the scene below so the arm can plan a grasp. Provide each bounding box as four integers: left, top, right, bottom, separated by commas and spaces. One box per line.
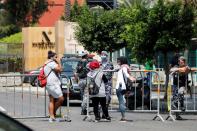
64, 22, 84, 54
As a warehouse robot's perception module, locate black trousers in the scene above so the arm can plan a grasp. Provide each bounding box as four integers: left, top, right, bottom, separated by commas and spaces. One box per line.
92, 97, 109, 119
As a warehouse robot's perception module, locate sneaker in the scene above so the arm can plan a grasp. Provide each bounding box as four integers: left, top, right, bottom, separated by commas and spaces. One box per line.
171, 102, 178, 110
102, 115, 112, 119
180, 106, 185, 112
94, 117, 100, 122
49, 118, 56, 123
120, 118, 127, 122
81, 110, 87, 115
176, 115, 183, 120
95, 117, 101, 120
94, 119, 99, 123
102, 115, 106, 119
105, 117, 111, 122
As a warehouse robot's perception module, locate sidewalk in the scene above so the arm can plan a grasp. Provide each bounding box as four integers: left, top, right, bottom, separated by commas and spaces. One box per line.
17, 107, 197, 131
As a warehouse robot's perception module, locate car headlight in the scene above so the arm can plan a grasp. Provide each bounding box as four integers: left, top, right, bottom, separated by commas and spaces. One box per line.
61, 77, 69, 85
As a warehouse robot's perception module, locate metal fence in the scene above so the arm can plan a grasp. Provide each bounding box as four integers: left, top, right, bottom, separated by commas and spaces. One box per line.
103, 70, 165, 121
0, 74, 48, 118
166, 70, 197, 121
1, 70, 197, 122
0, 70, 164, 121
82, 70, 166, 122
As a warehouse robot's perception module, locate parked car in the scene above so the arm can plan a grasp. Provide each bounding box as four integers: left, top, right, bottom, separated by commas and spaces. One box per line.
23, 67, 41, 86
60, 54, 81, 105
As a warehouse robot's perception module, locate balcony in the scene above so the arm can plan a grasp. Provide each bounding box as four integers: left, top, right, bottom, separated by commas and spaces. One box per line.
87, 0, 114, 9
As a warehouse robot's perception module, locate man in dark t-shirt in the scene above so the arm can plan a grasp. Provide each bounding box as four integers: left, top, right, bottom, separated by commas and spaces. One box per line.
76, 52, 89, 115
170, 56, 190, 120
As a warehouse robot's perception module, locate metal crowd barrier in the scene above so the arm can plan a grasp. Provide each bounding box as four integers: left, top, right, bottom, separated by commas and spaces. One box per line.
102, 70, 165, 122
0, 73, 48, 118
166, 70, 197, 121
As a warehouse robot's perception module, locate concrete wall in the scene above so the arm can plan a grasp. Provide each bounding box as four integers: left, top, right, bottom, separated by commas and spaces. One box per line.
22, 21, 85, 71
64, 22, 84, 54
22, 27, 55, 71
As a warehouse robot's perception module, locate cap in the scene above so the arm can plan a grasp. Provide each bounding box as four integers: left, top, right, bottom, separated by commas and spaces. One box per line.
101, 51, 108, 56
89, 60, 100, 70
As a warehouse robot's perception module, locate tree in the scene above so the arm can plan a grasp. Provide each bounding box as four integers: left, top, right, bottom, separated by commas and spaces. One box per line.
75, 6, 126, 53
183, 0, 197, 37
0, 8, 19, 38
0, 0, 48, 38
121, 0, 195, 62
121, 0, 195, 97
70, 0, 83, 22
3, 0, 48, 27
61, 0, 84, 22
31, 0, 48, 24
119, 5, 151, 63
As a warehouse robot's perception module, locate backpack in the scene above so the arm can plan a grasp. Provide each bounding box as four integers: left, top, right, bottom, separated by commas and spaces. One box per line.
122, 69, 133, 94
37, 62, 52, 87
76, 60, 89, 79
88, 72, 102, 95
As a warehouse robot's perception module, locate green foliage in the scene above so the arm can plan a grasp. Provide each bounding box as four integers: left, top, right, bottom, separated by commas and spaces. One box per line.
121, 0, 195, 63
0, 10, 20, 38
31, 0, 48, 24
70, 0, 82, 22
74, 0, 195, 63
75, 6, 125, 52
0, 25, 20, 39
154, 0, 194, 52
61, 0, 84, 22
0, 32, 22, 44
0, 11, 12, 25
3, 0, 48, 26
0, 0, 47, 38
120, 5, 151, 62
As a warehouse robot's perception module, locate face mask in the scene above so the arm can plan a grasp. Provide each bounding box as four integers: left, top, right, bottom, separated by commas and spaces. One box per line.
101, 55, 107, 61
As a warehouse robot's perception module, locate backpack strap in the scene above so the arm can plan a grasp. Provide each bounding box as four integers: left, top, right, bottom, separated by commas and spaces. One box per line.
94, 71, 102, 87
43, 61, 54, 78
122, 69, 127, 85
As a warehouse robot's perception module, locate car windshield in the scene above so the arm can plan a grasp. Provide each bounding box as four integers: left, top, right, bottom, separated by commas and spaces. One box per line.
62, 60, 79, 72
